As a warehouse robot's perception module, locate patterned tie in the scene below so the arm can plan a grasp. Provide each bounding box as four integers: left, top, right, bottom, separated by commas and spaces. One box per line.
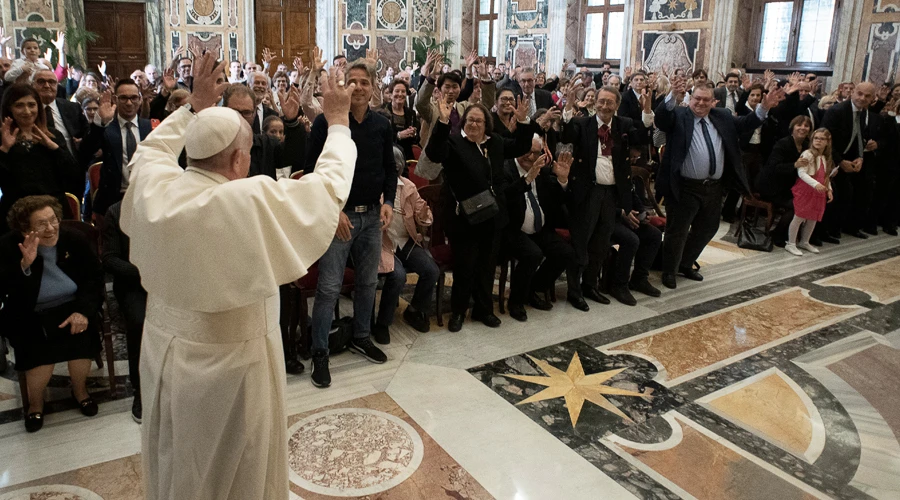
699, 119, 717, 178
526, 186, 542, 233
449, 107, 461, 135
597, 123, 612, 157
125, 122, 137, 162
45, 106, 55, 130
726, 92, 736, 114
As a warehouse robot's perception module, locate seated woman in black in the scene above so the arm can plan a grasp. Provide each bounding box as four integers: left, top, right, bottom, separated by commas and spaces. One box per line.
0, 84, 81, 232
756, 115, 812, 246
0, 196, 103, 432
425, 100, 535, 332
383, 79, 419, 162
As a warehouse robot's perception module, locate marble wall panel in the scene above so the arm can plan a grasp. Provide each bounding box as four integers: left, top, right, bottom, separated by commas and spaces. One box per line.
185, 0, 223, 27
343, 32, 371, 62
345, 0, 373, 30
875, 0, 900, 13
164, 0, 244, 66
377, 35, 408, 73
504, 34, 547, 70
0, 0, 65, 60
564, 0, 580, 63
641, 30, 699, 72
506, 0, 549, 30
862, 22, 900, 84
414, 0, 437, 32
186, 31, 224, 59
377, 0, 408, 31
643, 0, 704, 23
10, 0, 58, 22
460, 0, 474, 56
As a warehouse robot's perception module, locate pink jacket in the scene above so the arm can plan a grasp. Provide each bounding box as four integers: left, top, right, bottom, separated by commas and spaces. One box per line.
379, 177, 433, 273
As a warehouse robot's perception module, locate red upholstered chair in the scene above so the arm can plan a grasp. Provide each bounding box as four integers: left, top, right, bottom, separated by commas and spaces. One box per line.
285, 264, 354, 359
411, 144, 422, 161
406, 160, 428, 188
417, 185, 452, 326
64, 193, 81, 221
290, 171, 304, 180
87, 162, 102, 203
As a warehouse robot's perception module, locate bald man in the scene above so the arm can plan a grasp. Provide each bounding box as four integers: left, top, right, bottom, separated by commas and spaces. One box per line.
121, 52, 357, 500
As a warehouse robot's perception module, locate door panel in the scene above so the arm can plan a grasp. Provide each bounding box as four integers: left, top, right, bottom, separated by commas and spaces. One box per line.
255, 0, 315, 73
85, 1, 147, 80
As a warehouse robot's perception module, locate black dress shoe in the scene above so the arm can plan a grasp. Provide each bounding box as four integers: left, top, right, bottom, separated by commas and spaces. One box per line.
845, 230, 868, 239
402, 308, 431, 333
24, 412, 43, 433
885, 227, 899, 236
132, 397, 143, 424
528, 293, 553, 311
372, 323, 391, 345
863, 227, 879, 236
809, 236, 823, 247
629, 279, 661, 297
567, 295, 590, 311
661, 273, 677, 289
508, 303, 528, 322
472, 312, 502, 328
820, 235, 840, 244
610, 286, 637, 306
448, 313, 465, 332
285, 357, 306, 375
678, 267, 704, 282
72, 392, 98, 417
582, 287, 610, 304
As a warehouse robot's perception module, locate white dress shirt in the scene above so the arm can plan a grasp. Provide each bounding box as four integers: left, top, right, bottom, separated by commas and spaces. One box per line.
45, 100, 73, 153
594, 115, 616, 186
257, 103, 265, 130
516, 159, 545, 235
118, 114, 140, 191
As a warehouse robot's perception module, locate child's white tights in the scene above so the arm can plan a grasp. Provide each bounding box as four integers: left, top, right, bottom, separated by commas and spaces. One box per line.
788, 215, 816, 246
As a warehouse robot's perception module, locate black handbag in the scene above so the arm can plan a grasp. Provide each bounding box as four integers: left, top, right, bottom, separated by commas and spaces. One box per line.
454, 142, 499, 225
736, 217, 773, 252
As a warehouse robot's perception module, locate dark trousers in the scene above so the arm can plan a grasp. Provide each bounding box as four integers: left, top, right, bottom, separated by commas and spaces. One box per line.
662, 179, 725, 273
570, 184, 617, 293
824, 167, 873, 235
113, 285, 147, 399
723, 144, 763, 220
610, 221, 662, 286
504, 228, 579, 305
449, 217, 501, 316
377, 244, 440, 326
872, 163, 900, 230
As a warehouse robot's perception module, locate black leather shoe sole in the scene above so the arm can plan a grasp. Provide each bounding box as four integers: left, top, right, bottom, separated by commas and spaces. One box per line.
845, 231, 869, 239
885, 228, 899, 236
528, 296, 553, 311
508, 306, 528, 322
402, 309, 431, 333
285, 358, 306, 375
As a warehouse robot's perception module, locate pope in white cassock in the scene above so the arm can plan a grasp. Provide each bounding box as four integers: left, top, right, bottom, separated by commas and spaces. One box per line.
120, 52, 359, 499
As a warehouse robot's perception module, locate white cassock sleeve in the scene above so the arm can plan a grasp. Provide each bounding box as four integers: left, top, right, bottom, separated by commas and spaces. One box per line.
121, 106, 357, 313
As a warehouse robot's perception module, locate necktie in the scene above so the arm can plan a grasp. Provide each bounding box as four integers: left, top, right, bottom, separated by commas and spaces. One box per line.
726, 92, 736, 114
597, 123, 612, 157
449, 107, 461, 135
854, 111, 864, 155
45, 106, 55, 130
699, 119, 717, 178
125, 122, 137, 162
526, 186, 543, 233
527, 94, 536, 117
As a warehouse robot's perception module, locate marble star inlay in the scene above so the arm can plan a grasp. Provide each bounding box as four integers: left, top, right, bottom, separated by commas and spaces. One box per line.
503, 353, 647, 427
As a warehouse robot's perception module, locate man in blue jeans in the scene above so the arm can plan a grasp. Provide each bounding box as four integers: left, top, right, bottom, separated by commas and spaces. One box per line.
305, 59, 398, 388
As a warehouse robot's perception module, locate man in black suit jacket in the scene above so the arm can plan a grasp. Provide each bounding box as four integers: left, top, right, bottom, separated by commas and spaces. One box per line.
618, 71, 654, 152
655, 78, 784, 289
33, 69, 89, 155
713, 73, 744, 115
561, 85, 655, 308
518, 68, 554, 118
79, 79, 153, 215
822, 82, 882, 239
502, 136, 579, 321
773, 80, 819, 137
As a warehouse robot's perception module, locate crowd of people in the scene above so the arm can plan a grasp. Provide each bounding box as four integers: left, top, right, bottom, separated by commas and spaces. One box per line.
1, 34, 898, 433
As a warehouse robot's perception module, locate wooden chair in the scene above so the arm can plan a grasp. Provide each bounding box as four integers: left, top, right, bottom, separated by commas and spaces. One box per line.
631, 166, 664, 217
64, 193, 81, 221
736, 194, 775, 237
418, 185, 452, 326
87, 162, 102, 203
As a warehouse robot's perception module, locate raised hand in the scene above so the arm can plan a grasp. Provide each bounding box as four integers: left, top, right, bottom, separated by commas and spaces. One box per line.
625, 66, 633, 78
262, 47, 275, 64
437, 99, 453, 123
0, 26, 11, 47
98, 60, 107, 76
762, 81, 786, 109
412, 61, 419, 71
564, 84, 579, 110
553, 151, 573, 183
18, 231, 40, 270
741, 73, 751, 90
661, 63, 670, 77
162, 67, 177, 92
320, 66, 355, 127
98, 90, 116, 123
877, 85, 890, 102
44, 48, 52, 62
279, 86, 302, 121
536, 107, 560, 130
188, 51, 228, 112
310, 47, 326, 73
293, 56, 304, 73
639, 89, 652, 112
32, 126, 58, 150
514, 95, 531, 122
52, 32, 65, 52
763, 69, 775, 85
0, 117, 18, 153
671, 74, 687, 100
365, 48, 378, 64
173, 45, 186, 59
464, 50, 477, 70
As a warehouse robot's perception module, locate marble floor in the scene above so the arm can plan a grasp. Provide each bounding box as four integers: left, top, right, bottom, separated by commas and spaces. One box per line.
1, 226, 900, 500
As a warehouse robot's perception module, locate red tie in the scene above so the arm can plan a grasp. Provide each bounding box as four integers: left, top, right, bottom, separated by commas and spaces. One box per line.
597, 123, 612, 157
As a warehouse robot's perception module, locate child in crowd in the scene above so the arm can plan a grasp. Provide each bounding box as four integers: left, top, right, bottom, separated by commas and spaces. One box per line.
786, 128, 834, 256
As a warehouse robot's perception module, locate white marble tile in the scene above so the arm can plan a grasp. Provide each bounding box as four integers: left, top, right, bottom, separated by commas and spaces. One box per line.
386, 362, 638, 500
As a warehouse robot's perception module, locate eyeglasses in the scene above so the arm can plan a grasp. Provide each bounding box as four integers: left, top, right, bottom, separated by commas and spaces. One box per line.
235, 109, 255, 118
466, 118, 485, 125
34, 78, 58, 86
596, 99, 617, 106
498, 96, 515, 103
32, 216, 60, 232
117, 95, 142, 103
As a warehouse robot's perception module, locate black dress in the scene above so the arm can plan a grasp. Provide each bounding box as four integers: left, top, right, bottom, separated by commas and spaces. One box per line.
383, 103, 419, 162
0, 226, 103, 371
756, 136, 807, 205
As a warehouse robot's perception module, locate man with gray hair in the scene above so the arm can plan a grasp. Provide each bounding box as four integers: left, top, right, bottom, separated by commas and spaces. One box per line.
247, 70, 278, 134
122, 51, 357, 500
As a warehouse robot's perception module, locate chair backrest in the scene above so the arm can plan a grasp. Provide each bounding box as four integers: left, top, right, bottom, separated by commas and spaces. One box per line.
64, 193, 81, 221
411, 144, 422, 161
417, 184, 446, 247
406, 160, 428, 188
290, 170, 304, 180
631, 165, 664, 217
88, 162, 102, 201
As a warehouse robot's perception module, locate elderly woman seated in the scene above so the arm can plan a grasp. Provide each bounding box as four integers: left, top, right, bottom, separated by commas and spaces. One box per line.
0, 196, 103, 432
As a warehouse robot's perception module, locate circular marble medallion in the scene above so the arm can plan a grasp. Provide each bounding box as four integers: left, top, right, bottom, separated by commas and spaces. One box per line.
0, 485, 104, 500
287, 408, 424, 497
808, 285, 872, 306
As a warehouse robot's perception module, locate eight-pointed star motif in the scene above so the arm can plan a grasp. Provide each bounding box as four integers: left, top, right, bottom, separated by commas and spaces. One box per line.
502, 352, 647, 427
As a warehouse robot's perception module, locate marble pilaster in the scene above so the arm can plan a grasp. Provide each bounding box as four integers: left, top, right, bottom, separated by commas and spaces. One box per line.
707, 0, 738, 76
546, 0, 567, 74
316, 0, 338, 65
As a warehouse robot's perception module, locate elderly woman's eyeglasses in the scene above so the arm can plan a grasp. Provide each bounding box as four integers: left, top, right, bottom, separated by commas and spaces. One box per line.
32, 216, 60, 232
466, 118, 485, 125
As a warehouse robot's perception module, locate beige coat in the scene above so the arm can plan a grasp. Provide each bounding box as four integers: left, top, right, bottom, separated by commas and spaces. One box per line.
379, 177, 433, 273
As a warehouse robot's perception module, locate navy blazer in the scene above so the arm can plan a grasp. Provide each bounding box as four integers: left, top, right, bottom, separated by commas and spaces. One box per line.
654, 100, 760, 202
79, 115, 152, 215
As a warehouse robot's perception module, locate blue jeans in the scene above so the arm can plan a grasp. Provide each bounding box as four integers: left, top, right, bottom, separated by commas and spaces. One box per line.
376, 244, 439, 326
311, 209, 382, 355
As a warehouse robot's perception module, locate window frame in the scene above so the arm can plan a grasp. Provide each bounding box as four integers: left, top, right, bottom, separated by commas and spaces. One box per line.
475, 0, 499, 64
578, 0, 625, 67
750, 0, 841, 72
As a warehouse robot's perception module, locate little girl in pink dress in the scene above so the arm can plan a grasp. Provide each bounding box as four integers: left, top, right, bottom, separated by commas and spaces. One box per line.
786, 128, 834, 256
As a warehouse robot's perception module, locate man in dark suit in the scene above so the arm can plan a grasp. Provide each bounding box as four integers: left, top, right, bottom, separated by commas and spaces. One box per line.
561, 85, 655, 308
79, 79, 152, 215
714, 72, 744, 115
518, 68, 554, 118
822, 82, 882, 239
609, 182, 663, 305
33, 69, 89, 155
655, 77, 784, 289
502, 135, 579, 321
774, 79, 819, 137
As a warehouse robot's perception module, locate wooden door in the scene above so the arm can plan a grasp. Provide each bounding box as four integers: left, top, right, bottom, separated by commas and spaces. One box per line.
255, 0, 316, 74
84, 1, 148, 80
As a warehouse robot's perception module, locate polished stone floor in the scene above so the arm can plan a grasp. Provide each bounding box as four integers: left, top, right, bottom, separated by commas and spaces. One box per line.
1, 225, 899, 500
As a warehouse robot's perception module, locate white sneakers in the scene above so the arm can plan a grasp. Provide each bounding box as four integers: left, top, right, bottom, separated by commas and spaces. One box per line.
785, 242, 820, 256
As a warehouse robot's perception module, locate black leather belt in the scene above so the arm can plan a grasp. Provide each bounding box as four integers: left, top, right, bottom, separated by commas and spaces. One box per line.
681, 177, 721, 186
344, 204, 378, 213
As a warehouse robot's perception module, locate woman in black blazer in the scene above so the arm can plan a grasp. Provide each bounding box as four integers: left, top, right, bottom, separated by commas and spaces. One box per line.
383, 79, 420, 162
426, 99, 535, 332
0, 196, 103, 432
756, 115, 812, 245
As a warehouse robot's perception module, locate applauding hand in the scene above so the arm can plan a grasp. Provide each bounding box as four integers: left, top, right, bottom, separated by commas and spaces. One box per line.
321, 67, 355, 128
553, 151, 573, 184
188, 52, 228, 112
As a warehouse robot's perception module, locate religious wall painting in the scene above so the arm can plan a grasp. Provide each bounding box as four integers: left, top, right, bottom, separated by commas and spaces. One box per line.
185, 0, 223, 27
641, 30, 699, 74
874, 0, 900, 13
644, 0, 704, 23
9, 0, 58, 22
863, 22, 900, 85
507, 0, 549, 31
377, 35, 408, 72
376, 0, 408, 31
344, 0, 372, 30
505, 34, 547, 72
413, 0, 436, 33
169, 0, 181, 27
186, 31, 224, 59
343, 32, 370, 63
